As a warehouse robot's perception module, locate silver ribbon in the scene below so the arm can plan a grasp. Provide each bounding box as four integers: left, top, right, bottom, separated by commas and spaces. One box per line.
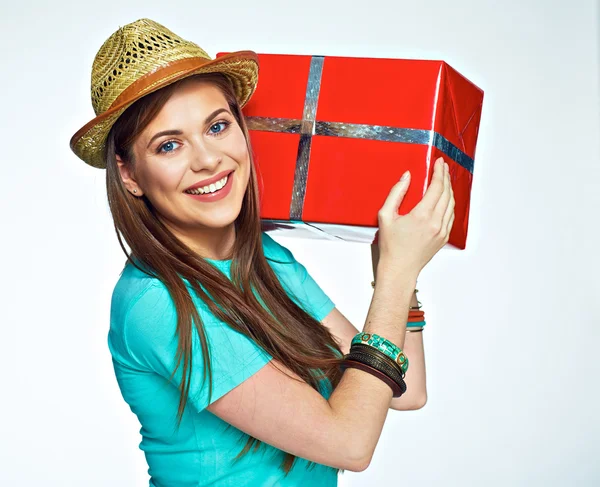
247, 55, 474, 220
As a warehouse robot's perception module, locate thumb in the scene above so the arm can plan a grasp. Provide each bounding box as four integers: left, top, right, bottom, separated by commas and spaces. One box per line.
380, 171, 411, 217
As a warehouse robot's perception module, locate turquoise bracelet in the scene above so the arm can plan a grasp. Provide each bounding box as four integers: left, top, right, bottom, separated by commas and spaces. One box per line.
351, 332, 409, 374
407, 320, 426, 328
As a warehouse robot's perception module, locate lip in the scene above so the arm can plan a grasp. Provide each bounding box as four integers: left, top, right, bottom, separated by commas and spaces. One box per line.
184, 170, 234, 203
184, 170, 234, 192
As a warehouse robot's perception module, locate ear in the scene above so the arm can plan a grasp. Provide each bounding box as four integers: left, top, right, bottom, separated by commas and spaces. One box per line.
116, 154, 144, 196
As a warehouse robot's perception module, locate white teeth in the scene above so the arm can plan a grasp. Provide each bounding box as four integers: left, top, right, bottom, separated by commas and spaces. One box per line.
186, 174, 229, 195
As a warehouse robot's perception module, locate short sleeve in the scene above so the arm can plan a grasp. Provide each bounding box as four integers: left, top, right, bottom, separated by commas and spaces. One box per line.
122, 281, 273, 412
263, 233, 336, 322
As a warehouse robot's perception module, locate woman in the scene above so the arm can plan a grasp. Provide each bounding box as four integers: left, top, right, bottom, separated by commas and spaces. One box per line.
70, 18, 454, 487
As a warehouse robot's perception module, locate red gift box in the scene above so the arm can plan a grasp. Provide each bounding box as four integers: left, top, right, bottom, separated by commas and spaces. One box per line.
217, 52, 484, 249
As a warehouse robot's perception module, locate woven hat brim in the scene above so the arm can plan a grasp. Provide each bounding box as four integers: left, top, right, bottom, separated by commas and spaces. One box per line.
70, 51, 259, 169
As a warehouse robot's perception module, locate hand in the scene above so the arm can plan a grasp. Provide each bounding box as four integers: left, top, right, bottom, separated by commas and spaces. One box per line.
375, 157, 455, 279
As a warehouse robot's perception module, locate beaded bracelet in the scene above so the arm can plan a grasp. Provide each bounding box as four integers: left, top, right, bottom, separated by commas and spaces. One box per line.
351, 332, 409, 374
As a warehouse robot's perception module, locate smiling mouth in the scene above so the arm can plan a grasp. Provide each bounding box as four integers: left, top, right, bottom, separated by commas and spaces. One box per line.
184, 174, 229, 195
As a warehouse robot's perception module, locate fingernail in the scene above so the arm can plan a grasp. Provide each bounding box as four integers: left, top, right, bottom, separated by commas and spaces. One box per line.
400, 170, 410, 181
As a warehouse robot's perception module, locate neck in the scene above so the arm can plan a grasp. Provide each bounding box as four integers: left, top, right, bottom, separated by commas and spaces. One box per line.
160, 217, 237, 261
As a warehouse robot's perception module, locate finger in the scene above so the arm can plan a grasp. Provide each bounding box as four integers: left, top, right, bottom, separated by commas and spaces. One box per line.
441, 173, 455, 229
415, 157, 445, 214
446, 210, 455, 236
442, 190, 455, 233
433, 162, 452, 224
379, 171, 411, 218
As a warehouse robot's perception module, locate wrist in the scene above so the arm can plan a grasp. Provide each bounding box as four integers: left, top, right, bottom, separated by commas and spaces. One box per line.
375, 261, 419, 288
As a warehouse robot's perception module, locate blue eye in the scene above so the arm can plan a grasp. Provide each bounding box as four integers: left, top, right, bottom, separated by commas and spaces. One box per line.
209, 121, 229, 134
158, 140, 180, 153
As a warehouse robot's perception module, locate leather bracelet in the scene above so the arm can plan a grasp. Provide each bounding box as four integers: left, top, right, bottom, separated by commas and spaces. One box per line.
350, 343, 406, 379
341, 359, 404, 397
406, 327, 424, 333
347, 350, 406, 389
345, 349, 407, 394
343, 356, 407, 398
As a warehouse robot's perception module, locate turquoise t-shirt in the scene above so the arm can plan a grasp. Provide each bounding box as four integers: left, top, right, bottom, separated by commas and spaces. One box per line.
108, 232, 339, 487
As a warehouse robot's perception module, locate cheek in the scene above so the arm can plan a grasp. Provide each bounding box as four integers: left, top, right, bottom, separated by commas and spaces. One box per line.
226, 132, 251, 181
239, 147, 252, 186
145, 163, 185, 193
231, 132, 250, 163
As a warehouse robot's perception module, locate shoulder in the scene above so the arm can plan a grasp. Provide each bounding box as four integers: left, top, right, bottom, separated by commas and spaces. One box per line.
111, 261, 162, 318
261, 231, 297, 264
261, 233, 335, 321
261, 231, 311, 286
108, 263, 174, 367
110, 262, 176, 338
109, 263, 196, 373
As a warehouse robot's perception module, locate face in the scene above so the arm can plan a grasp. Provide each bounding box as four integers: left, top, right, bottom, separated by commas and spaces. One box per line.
117, 78, 251, 247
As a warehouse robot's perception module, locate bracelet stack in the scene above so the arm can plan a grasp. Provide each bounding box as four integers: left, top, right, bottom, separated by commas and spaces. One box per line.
342, 283, 429, 396
407, 306, 425, 332
341, 332, 408, 398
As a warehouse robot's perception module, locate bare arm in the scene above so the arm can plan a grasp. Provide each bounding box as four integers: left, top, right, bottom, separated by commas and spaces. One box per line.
207, 267, 415, 472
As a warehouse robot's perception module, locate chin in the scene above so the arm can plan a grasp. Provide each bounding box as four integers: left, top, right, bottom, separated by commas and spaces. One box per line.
197, 209, 241, 229
198, 219, 237, 230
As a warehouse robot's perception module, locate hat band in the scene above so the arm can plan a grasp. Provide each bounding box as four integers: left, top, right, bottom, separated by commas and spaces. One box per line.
109, 56, 213, 110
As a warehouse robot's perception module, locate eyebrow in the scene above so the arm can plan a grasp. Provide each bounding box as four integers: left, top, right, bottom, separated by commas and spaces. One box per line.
145, 108, 232, 149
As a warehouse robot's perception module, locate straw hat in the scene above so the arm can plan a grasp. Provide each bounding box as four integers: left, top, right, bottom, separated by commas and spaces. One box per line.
69, 18, 259, 169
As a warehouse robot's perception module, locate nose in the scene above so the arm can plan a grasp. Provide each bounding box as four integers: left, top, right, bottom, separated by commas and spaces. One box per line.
189, 139, 222, 172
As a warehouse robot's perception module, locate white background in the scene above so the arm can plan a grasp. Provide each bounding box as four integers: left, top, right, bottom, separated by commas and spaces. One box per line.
1, 0, 598, 485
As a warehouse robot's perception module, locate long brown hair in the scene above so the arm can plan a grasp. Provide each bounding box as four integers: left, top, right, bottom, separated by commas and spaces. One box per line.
105, 72, 345, 476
